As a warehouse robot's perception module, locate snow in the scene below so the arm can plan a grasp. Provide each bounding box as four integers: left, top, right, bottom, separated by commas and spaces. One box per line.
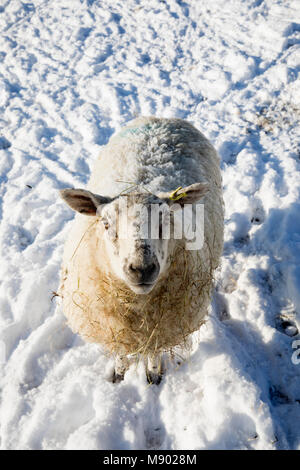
0, 0, 300, 450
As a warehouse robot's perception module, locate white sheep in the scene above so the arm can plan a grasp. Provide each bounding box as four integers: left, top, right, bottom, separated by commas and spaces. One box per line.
59, 116, 224, 384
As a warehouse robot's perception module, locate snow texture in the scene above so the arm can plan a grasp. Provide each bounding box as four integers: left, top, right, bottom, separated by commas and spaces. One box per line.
0, 0, 300, 450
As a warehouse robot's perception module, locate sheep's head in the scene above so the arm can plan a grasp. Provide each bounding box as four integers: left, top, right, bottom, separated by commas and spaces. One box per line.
60, 183, 209, 294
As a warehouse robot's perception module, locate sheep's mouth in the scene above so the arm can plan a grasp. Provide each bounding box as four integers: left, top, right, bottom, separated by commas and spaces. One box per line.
129, 282, 155, 295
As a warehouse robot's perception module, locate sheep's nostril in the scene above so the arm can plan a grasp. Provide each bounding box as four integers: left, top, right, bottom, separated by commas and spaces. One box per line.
146, 263, 156, 276
129, 263, 139, 273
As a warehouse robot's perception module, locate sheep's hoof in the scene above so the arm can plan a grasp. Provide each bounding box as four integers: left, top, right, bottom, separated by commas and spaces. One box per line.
147, 371, 163, 385
112, 370, 125, 383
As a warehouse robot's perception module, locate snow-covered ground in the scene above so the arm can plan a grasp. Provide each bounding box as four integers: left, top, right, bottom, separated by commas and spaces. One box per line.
0, 0, 300, 450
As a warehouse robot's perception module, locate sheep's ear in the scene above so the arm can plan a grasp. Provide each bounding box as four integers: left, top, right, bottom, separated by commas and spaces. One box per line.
158, 182, 209, 208
60, 188, 111, 216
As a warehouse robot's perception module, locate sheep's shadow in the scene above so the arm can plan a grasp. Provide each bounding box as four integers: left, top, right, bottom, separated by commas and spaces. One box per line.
212, 289, 300, 449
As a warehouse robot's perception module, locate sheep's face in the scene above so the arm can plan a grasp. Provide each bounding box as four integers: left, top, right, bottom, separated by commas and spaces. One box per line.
60, 183, 209, 295
99, 193, 171, 294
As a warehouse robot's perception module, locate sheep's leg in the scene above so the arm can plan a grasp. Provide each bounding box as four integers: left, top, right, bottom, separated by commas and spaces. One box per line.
112, 355, 129, 383
146, 354, 163, 385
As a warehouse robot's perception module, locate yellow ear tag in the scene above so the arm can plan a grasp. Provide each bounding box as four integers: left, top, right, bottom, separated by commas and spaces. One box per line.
169, 186, 187, 201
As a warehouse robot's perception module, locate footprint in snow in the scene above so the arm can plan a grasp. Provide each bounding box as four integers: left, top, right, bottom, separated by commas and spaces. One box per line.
250, 203, 265, 225
275, 316, 299, 337
0, 136, 11, 150
282, 22, 300, 50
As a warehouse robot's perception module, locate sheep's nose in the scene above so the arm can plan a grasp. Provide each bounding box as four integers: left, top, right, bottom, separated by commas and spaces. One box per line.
127, 261, 159, 284
129, 262, 156, 277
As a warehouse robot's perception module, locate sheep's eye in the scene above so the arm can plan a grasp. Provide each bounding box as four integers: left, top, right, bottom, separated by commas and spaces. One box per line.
102, 219, 110, 230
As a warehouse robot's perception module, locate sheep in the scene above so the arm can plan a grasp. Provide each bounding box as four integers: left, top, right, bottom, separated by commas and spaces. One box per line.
58, 116, 224, 384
